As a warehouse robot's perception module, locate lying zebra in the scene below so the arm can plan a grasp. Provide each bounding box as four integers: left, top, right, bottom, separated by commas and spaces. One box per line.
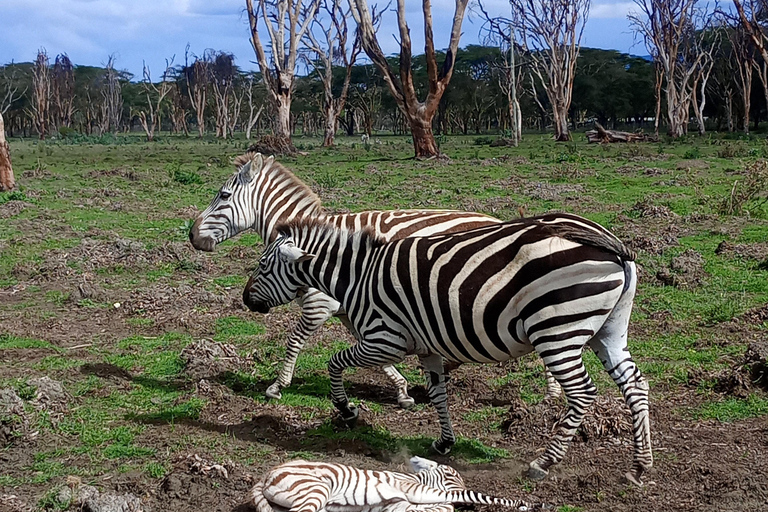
243, 214, 652, 485
189, 152, 560, 406
250, 456, 532, 512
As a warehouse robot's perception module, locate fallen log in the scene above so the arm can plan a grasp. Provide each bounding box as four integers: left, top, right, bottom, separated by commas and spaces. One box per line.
585, 122, 656, 144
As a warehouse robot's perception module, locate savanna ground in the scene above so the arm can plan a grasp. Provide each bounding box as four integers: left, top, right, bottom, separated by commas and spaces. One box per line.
1, 132, 768, 512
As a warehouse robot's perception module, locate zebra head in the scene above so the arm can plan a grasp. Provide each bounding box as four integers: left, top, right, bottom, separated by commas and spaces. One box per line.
189, 153, 275, 252
243, 234, 314, 314
409, 457, 465, 491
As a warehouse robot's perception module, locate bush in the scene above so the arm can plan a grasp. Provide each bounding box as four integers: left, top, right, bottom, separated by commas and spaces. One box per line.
166, 163, 203, 185
473, 136, 494, 146
683, 147, 702, 159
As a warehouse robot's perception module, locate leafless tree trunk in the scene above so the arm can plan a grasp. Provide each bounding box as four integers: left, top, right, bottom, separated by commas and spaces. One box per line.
210, 52, 236, 139
630, 0, 710, 137
245, 0, 320, 145
494, 0, 589, 142
303, 0, 364, 146
0, 113, 13, 191
30, 50, 51, 140
1, 64, 26, 117
100, 55, 123, 134
52, 54, 75, 130
731, 0, 768, 123
730, 25, 754, 134
244, 75, 265, 139
185, 47, 210, 138
135, 59, 174, 142
350, 0, 470, 157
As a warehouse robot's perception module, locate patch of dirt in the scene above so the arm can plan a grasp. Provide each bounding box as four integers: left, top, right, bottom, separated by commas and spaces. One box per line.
481, 155, 529, 166
715, 240, 768, 261
676, 159, 710, 170
28, 376, 70, 415
180, 341, 244, 381
88, 168, 140, 181
736, 303, 768, 326
656, 249, 707, 289
626, 228, 680, 255
175, 206, 201, 219
458, 196, 520, 217
630, 200, 678, 219
0, 201, 32, 219
523, 182, 585, 201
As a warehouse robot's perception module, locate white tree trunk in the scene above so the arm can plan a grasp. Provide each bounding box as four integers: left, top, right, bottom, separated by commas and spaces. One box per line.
0, 113, 14, 192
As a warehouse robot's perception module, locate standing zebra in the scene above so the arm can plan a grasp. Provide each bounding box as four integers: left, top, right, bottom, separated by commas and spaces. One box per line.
189, 152, 560, 406
250, 456, 532, 512
243, 214, 652, 485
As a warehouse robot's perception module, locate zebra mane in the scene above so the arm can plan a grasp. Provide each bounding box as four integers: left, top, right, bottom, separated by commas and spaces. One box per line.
231, 151, 323, 211
276, 217, 386, 248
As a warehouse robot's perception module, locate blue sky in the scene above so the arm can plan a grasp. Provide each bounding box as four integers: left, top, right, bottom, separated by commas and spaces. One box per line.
0, 0, 640, 78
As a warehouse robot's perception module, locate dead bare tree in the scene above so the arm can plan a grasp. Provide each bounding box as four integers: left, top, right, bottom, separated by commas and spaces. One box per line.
30, 50, 51, 139
730, 0, 768, 125
502, 0, 590, 142
245, 0, 320, 145
690, 27, 720, 135
0, 112, 13, 191
629, 0, 708, 137
100, 55, 123, 134
185, 47, 211, 138
135, 59, 174, 142
302, 0, 364, 146
51, 54, 75, 130
0, 63, 26, 117
244, 74, 266, 139
349, 0, 470, 157
210, 52, 237, 139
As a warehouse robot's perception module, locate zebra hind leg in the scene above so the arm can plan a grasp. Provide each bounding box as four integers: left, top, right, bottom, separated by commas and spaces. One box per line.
588, 280, 652, 485
265, 291, 337, 400
328, 342, 406, 427
528, 351, 597, 481
543, 369, 562, 401
381, 364, 415, 409
420, 354, 456, 455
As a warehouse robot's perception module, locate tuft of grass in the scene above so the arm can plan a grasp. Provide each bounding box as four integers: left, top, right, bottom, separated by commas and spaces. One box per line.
693, 394, 768, 422
167, 163, 203, 185
0, 334, 59, 351
144, 461, 169, 479
214, 316, 266, 342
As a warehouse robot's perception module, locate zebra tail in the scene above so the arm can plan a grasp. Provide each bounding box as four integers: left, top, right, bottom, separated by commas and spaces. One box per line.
447, 489, 531, 510
553, 223, 636, 262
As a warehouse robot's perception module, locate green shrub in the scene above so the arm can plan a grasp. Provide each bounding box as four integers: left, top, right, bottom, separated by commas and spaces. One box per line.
167, 163, 203, 185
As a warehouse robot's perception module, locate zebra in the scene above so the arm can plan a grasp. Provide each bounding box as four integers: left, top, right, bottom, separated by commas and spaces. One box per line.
249, 456, 532, 512
189, 152, 560, 406
242, 214, 652, 485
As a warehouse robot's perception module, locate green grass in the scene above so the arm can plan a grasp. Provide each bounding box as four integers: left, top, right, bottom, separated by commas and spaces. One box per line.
0, 334, 59, 351
693, 394, 768, 422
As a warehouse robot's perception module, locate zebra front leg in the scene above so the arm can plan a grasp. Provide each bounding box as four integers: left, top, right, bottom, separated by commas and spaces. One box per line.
328, 341, 407, 427
265, 290, 337, 400
419, 354, 456, 456
337, 315, 414, 409
528, 352, 597, 481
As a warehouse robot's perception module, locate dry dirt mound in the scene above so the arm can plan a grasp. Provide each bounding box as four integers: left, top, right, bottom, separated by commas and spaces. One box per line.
28, 376, 70, 413
715, 240, 768, 261
58, 481, 144, 512
17, 237, 209, 281
120, 283, 235, 332
657, 249, 707, 289
689, 342, 768, 397
737, 303, 768, 326
0, 388, 27, 448
524, 182, 585, 201
578, 396, 632, 441
0, 200, 33, 219
180, 340, 243, 380
627, 230, 680, 255
630, 199, 678, 219
88, 168, 140, 181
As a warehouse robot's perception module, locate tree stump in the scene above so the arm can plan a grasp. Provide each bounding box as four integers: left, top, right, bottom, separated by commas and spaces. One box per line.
0, 113, 15, 192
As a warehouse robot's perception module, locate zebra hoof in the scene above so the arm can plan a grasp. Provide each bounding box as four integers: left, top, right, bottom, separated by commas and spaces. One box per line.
265, 384, 283, 401
431, 440, 453, 456
527, 461, 549, 481
341, 405, 359, 428
624, 471, 644, 487
398, 397, 416, 410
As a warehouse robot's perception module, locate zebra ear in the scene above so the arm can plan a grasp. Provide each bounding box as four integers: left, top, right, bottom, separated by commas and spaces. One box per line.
239, 154, 264, 183
409, 456, 438, 473
278, 243, 315, 264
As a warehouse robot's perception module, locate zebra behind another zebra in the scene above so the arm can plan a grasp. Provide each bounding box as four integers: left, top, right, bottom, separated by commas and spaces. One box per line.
189, 152, 560, 405
250, 456, 532, 512
243, 214, 652, 485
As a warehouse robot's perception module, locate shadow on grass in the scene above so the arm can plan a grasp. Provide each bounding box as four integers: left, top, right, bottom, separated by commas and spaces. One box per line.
80, 362, 191, 393
216, 371, 430, 406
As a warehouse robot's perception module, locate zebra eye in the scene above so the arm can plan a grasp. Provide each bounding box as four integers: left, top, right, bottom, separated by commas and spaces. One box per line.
219, 190, 232, 200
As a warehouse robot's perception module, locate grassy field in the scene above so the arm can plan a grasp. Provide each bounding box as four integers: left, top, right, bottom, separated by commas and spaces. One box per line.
1, 132, 767, 512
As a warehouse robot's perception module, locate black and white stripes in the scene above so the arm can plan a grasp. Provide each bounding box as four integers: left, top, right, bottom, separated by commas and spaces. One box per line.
189, 152, 560, 405
250, 456, 531, 512
243, 213, 652, 484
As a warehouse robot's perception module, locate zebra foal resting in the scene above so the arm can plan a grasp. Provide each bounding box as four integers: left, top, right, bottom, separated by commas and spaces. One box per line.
189, 152, 560, 405
243, 214, 652, 485
250, 456, 531, 512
